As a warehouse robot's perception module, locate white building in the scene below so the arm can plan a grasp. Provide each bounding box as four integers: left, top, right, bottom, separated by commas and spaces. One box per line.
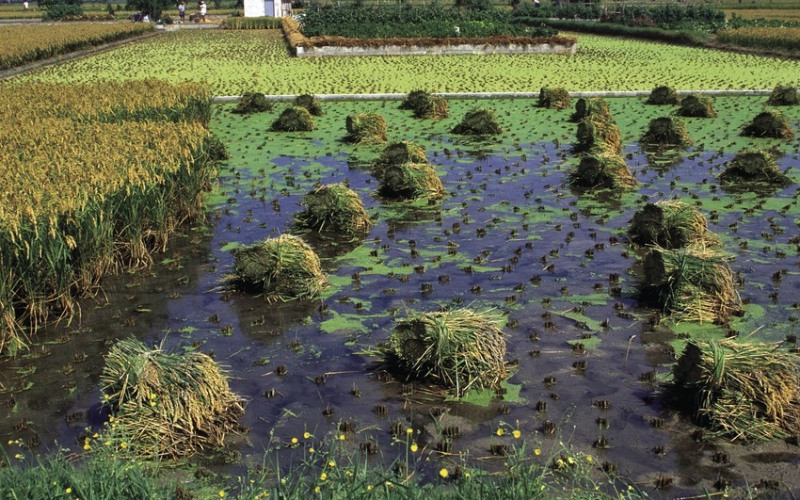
243, 0, 286, 17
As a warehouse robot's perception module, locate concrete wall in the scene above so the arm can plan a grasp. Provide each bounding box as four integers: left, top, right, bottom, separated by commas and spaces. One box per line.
213, 89, 781, 103
294, 41, 577, 58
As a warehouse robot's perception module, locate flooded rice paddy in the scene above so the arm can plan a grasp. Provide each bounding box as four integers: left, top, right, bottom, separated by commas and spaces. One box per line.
2, 96, 800, 495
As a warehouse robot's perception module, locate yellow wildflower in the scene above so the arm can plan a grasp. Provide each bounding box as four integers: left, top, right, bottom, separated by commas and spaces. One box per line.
439, 468, 449, 479
410, 443, 418, 453
512, 430, 521, 439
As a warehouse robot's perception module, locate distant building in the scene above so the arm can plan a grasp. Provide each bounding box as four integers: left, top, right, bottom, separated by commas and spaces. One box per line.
244, 0, 288, 17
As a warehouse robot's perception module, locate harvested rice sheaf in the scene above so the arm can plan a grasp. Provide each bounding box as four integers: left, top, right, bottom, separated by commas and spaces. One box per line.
293, 93, 323, 116
376, 162, 444, 200
742, 109, 794, 139
638, 245, 741, 324
766, 85, 799, 106
387, 309, 507, 396
452, 108, 502, 135
345, 113, 387, 144
538, 87, 570, 110
232, 92, 273, 114
628, 200, 717, 249
677, 94, 716, 118
720, 149, 791, 186
645, 86, 680, 105
673, 339, 800, 441
233, 234, 327, 301
640, 117, 691, 147
374, 141, 428, 171
271, 106, 315, 132
570, 97, 612, 123
569, 151, 636, 190
413, 94, 448, 119
100, 338, 244, 458
294, 183, 371, 236
575, 115, 622, 155
400, 90, 429, 110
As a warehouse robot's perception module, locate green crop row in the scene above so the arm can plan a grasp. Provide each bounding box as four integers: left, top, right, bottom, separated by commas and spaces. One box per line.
17, 30, 800, 95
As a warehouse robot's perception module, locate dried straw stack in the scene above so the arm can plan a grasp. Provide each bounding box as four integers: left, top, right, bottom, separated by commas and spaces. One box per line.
387, 309, 507, 396
638, 245, 741, 324
294, 183, 371, 236
100, 338, 244, 458
233, 234, 327, 301
673, 339, 800, 441
628, 200, 718, 249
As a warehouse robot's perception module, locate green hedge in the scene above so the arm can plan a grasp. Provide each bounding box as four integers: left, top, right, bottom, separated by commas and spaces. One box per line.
514, 18, 708, 46
301, 4, 555, 38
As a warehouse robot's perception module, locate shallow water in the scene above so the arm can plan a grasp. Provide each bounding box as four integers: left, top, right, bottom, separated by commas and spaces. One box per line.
2, 97, 800, 495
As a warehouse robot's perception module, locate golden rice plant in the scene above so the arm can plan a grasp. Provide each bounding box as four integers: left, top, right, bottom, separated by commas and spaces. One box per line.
717, 26, 800, 53
0, 81, 217, 356
0, 23, 153, 70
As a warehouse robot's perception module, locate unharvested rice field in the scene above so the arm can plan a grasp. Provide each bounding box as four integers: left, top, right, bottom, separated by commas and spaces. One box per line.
718, 26, 800, 52
0, 80, 217, 354
2, 93, 799, 496
17, 29, 800, 94
0, 22, 152, 70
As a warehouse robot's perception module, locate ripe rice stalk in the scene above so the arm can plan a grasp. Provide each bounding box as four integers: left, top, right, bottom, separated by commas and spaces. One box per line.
294, 183, 372, 236
645, 86, 679, 105
569, 150, 636, 190
673, 339, 800, 441
452, 108, 502, 135
233, 234, 328, 301
271, 106, 316, 132
293, 94, 323, 116
387, 309, 507, 396
640, 117, 692, 147
742, 110, 794, 139
677, 94, 717, 118
719, 149, 791, 187
0, 81, 218, 356
638, 245, 741, 324
628, 200, 719, 248
345, 113, 387, 144
100, 338, 244, 458
766, 85, 799, 106
538, 87, 570, 110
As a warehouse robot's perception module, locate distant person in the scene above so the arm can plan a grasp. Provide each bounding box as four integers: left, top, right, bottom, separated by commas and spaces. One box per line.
534, 0, 540, 7
178, 0, 186, 22
199, 0, 207, 22
23, 0, 28, 9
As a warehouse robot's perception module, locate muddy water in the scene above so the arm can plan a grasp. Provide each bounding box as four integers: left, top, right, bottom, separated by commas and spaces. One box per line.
2, 97, 799, 496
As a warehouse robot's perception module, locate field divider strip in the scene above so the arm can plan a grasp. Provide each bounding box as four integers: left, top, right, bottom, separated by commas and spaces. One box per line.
213, 89, 780, 103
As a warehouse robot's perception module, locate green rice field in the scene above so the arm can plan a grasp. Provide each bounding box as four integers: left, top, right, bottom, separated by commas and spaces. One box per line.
17, 29, 800, 94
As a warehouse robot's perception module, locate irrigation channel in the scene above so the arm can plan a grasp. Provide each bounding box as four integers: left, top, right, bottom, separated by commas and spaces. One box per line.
2, 95, 800, 495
